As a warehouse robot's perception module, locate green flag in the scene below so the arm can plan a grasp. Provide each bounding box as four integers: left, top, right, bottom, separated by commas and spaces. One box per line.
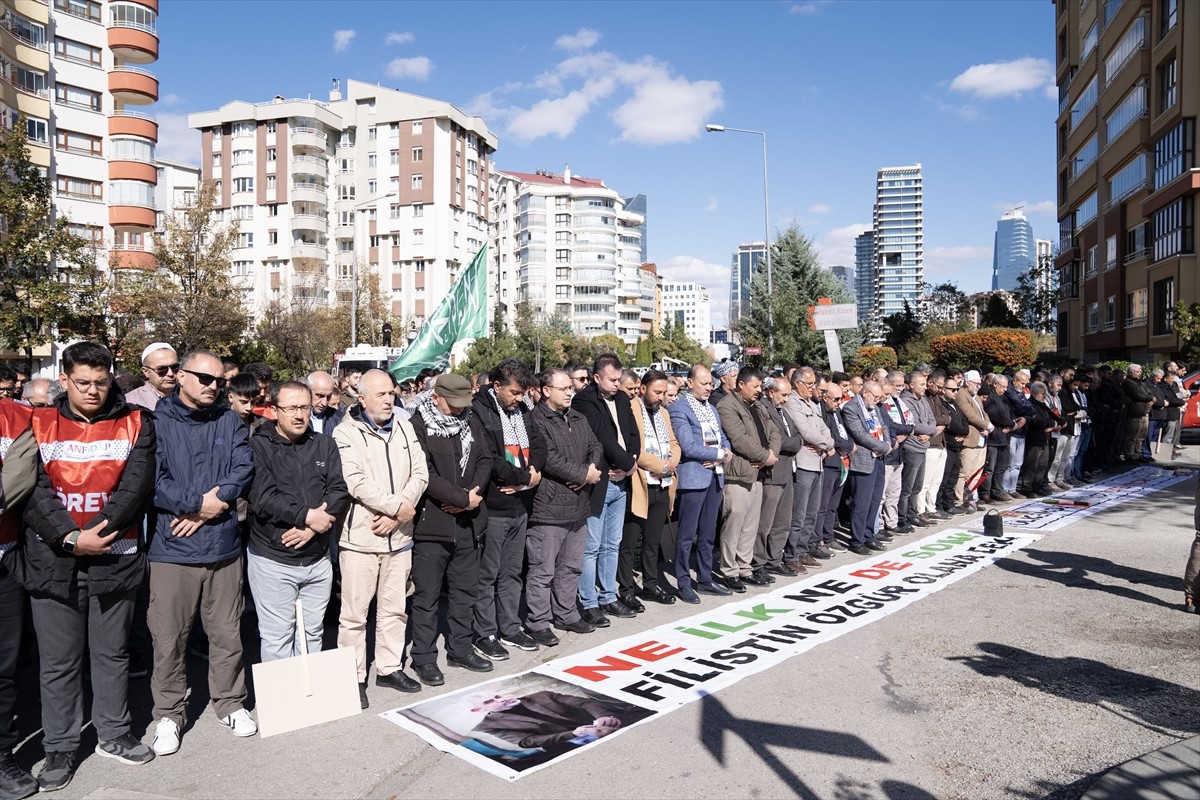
388, 244, 488, 381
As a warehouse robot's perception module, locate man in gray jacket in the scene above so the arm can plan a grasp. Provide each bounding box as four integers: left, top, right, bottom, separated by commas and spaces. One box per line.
898, 371, 938, 532
752, 377, 804, 583
784, 367, 834, 568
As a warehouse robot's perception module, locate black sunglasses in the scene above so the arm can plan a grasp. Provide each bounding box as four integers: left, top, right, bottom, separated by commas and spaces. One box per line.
148, 362, 181, 377
182, 369, 227, 389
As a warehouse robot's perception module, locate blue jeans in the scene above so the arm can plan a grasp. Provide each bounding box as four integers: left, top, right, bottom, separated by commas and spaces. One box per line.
1144, 419, 1165, 458
580, 479, 627, 608
1073, 426, 1092, 479
247, 550, 332, 663
1003, 436, 1025, 493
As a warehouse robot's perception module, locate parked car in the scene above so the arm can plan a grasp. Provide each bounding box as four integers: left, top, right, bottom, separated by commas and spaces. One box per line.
1182, 369, 1200, 442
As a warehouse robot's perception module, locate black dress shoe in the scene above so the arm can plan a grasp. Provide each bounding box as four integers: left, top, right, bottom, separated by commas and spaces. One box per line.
377, 669, 422, 693
893, 524, 914, 534
412, 664, 444, 687
766, 562, 798, 576
601, 601, 636, 619
618, 594, 646, 613
448, 652, 494, 673
910, 517, 930, 527
554, 617, 596, 634
849, 544, 871, 556
529, 627, 560, 647
876, 532, 894, 543
724, 576, 747, 593
358, 682, 369, 709
638, 586, 676, 605
865, 541, 887, 552
580, 607, 611, 627
744, 570, 771, 586
678, 586, 701, 604
695, 581, 732, 596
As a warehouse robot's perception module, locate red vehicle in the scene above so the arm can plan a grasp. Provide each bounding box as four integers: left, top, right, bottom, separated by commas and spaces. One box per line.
1182, 369, 1200, 433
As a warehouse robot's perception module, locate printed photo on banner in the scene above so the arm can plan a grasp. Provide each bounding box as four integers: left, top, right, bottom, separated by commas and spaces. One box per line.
382, 673, 657, 781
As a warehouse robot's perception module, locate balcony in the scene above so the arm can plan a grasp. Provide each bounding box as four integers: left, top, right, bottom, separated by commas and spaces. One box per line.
290, 126, 327, 151
291, 155, 326, 176
107, 22, 158, 64
109, 205, 156, 228
290, 183, 327, 204
109, 246, 156, 270
1125, 315, 1147, 328
108, 65, 157, 105
291, 243, 327, 262
1124, 246, 1150, 264
1058, 282, 1079, 300
109, 110, 157, 141
291, 214, 327, 233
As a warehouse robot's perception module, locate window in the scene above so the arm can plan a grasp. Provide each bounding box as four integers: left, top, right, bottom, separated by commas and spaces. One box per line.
108, 2, 156, 33
1105, 235, 1118, 269
556, 231, 571, 244
555, 196, 570, 208
411, 147, 423, 162
266, 176, 276, 190
1081, 22, 1098, 60
6, 10, 46, 46
1107, 154, 1147, 205
466, 159, 477, 175
555, 213, 570, 225
55, 129, 101, 156
406, 203, 420, 219
268, 230, 278, 245
1152, 197, 1194, 261
109, 180, 154, 207
109, 137, 154, 162
1152, 277, 1174, 335
389, 122, 399, 137
268, 204, 279, 216
1127, 221, 1150, 261
266, 147, 276, 162
55, 83, 101, 111
1104, 81, 1147, 144
1153, 119, 1194, 190
389, 176, 399, 193
337, 184, 355, 200
1103, 14, 1146, 86
24, 116, 48, 144
389, 150, 399, 165
411, 120, 423, 134
68, 223, 104, 245
13, 66, 47, 96
232, 205, 254, 219
233, 177, 254, 193
56, 176, 102, 200
367, 126, 377, 141
232, 149, 254, 165
367, 152, 377, 167
236, 232, 254, 249
1160, 0, 1177, 39
1126, 287, 1147, 324
231, 121, 255, 137
212, 127, 222, 142
1158, 58, 1177, 114
1106, 296, 1116, 327
1087, 302, 1099, 332
411, 174, 423, 190
1076, 192, 1099, 228
54, 37, 102, 66
212, 153, 222, 168
1070, 76, 1098, 132
266, 121, 277, 134
412, 229, 424, 244
367, 179, 377, 194
389, 204, 401, 219
556, 249, 570, 263
54, 0, 101, 23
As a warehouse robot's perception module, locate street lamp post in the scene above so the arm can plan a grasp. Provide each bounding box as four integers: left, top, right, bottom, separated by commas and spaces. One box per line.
351, 192, 397, 347
705, 123, 773, 362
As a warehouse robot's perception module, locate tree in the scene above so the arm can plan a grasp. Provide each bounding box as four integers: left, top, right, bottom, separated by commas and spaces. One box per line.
143, 180, 249, 353
735, 225, 861, 367
0, 117, 86, 368
979, 294, 1022, 328
60, 245, 155, 369
881, 300, 922, 353
1012, 252, 1058, 334
925, 282, 971, 326
1173, 301, 1200, 362
634, 336, 653, 367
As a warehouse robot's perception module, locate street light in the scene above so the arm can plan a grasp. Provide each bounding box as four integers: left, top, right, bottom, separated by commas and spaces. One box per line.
705, 123, 773, 362
351, 192, 397, 347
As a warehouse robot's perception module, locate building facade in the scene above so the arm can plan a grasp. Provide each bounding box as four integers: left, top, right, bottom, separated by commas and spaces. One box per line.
488, 167, 647, 346
829, 264, 855, 298
991, 208, 1036, 291
728, 241, 765, 331
189, 79, 497, 329
872, 164, 924, 320
1054, 0, 1196, 362
854, 230, 876, 329
661, 281, 711, 347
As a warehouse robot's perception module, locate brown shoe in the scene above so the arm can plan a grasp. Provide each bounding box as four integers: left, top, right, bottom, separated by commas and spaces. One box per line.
784, 560, 807, 574
797, 554, 820, 568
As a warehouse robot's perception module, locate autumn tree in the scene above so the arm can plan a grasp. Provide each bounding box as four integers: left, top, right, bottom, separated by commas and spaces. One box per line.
60, 245, 155, 369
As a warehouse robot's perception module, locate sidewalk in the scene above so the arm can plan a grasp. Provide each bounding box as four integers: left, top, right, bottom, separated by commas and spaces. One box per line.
1081, 735, 1200, 800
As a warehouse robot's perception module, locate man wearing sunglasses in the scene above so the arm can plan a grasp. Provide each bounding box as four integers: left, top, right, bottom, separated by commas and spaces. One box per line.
125, 343, 179, 412
145, 351, 256, 756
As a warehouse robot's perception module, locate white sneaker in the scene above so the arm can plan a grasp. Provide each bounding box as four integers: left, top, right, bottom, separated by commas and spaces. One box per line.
151, 717, 180, 755
218, 708, 258, 738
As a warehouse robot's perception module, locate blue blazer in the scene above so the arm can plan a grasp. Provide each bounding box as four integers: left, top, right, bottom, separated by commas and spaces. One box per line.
669, 397, 731, 491
841, 396, 895, 475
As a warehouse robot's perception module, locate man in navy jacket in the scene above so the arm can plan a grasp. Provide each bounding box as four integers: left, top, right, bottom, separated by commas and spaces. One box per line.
147, 351, 255, 755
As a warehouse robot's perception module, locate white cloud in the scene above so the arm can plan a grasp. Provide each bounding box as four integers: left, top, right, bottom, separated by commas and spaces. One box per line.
490, 51, 723, 145
154, 113, 200, 164
555, 28, 601, 51
924, 246, 994, 291
659, 256, 730, 328
704, 197, 719, 213
386, 56, 433, 81
817, 223, 871, 269
809, 203, 832, 214
789, 1, 830, 14
160, 92, 182, 107
385, 31, 414, 45
992, 199, 1057, 216
333, 29, 356, 54
949, 57, 1053, 100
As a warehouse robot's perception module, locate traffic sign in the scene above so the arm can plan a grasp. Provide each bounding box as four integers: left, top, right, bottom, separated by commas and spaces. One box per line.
744, 346, 763, 355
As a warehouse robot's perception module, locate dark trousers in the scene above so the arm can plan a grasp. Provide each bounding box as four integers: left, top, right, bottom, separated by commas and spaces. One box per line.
982, 445, 1009, 498
849, 460, 885, 545
938, 447, 963, 511
785, 469, 823, 560
409, 528, 479, 666
675, 474, 721, 590
754, 481, 793, 569
620, 485, 670, 594
525, 523, 586, 630
898, 448, 926, 525
1020, 441, 1051, 493
0, 564, 23, 755
30, 574, 136, 752
817, 467, 845, 544
474, 513, 528, 640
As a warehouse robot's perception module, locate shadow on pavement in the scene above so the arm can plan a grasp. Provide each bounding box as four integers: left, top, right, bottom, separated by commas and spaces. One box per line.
949, 642, 1200, 737
699, 693, 940, 800
992, 547, 1179, 609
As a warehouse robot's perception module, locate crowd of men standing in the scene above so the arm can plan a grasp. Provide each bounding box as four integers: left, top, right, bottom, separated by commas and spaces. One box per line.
0, 340, 1191, 798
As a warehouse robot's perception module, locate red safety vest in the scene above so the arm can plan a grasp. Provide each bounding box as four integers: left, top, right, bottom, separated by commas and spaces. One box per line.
0, 400, 33, 556
30, 407, 142, 555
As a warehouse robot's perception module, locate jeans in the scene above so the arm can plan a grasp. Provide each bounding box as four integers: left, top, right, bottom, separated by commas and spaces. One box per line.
1003, 436, 1026, 493
1144, 419, 1165, 458
898, 448, 926, 524
246, 550, 332, 663
581, 479, 627, 608
1072, 426, 1092, 479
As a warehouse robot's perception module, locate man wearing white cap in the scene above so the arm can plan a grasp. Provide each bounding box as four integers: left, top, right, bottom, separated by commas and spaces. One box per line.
125, 343, 179, 412
953, 370, 992, 513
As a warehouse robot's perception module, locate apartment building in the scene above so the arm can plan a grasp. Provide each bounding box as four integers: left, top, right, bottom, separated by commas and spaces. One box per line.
661, 281, 712, 347
1054, 0, 1196, 362
854, 230, 876, 329
872, 164, 924, 320
189, 79, 497, 325
991, 208, 1036, 291
490, 167, 648, 347
728, 241, 765, 331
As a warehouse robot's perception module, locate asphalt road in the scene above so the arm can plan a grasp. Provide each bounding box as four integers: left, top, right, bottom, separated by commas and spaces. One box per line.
13, 449, 1199, 800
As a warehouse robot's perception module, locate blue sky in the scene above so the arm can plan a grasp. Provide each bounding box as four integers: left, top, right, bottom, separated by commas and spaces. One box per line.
156, 0, 1057, 326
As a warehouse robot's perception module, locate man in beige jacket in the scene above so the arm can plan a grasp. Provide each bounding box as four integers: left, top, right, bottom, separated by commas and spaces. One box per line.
333, 370, 428, 708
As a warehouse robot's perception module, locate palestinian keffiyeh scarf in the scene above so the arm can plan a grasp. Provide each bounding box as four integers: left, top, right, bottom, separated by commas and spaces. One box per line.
416, 395, 473, 474
490, 388, 530, 469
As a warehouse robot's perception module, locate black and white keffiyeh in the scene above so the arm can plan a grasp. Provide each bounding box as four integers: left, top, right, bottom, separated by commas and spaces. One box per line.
416, 395, 474, 474
490, 387, 530, 468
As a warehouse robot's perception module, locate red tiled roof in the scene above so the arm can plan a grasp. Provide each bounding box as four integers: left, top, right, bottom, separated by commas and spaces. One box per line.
504, 170, 606, 188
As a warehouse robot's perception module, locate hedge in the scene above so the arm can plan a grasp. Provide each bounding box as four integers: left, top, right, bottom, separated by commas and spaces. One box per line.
854, 346, 898, 371
929, 327, 1037, 370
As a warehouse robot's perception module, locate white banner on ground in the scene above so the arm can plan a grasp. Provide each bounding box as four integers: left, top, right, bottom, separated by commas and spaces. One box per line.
381, 529, 1040, 780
